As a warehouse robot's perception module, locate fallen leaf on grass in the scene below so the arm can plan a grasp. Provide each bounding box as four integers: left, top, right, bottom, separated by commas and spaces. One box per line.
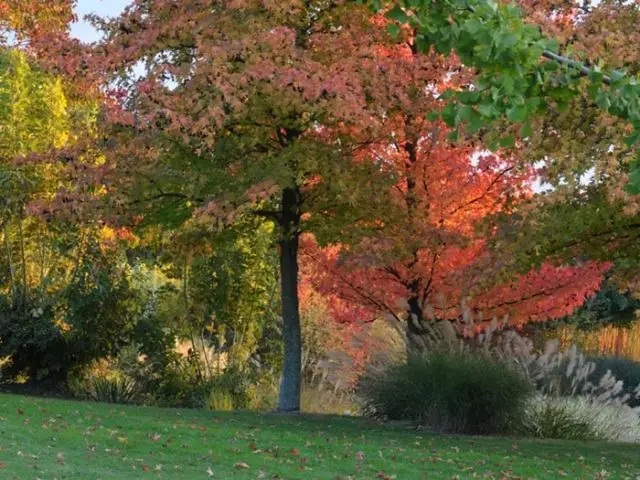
234, 462, 250, 469
149, 433, 161, 441
355, 451, 365, 461
206, 467, 214, 477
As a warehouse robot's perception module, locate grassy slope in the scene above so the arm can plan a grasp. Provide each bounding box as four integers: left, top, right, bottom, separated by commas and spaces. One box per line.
0, 394, 637, 479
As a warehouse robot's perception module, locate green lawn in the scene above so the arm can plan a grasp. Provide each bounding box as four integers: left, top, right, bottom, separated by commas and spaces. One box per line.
0, 394, 637, 479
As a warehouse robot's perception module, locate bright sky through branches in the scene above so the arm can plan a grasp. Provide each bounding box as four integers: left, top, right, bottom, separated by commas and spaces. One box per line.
71, 0, 129, 42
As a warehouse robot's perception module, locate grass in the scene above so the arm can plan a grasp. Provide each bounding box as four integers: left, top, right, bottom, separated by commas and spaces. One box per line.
0, 394, 637, 479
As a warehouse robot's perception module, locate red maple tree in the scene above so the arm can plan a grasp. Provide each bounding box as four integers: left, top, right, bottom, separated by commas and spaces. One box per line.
301, 39, 611, 343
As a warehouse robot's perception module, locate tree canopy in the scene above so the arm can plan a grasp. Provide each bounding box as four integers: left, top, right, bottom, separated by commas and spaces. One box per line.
2, 0, 639, 412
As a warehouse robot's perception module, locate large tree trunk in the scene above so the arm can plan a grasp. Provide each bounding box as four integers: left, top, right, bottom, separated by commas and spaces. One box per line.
406, 293, 428, 355
278, 186, 302, 413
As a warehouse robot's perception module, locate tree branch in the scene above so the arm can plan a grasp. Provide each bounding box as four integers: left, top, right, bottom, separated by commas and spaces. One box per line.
127, 191, 204, 206
541, 50, 612, 85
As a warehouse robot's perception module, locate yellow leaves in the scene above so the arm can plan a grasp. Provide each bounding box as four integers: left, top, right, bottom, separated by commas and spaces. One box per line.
54, 319, 72, 334
2, 0, 74, 40
96, 184, 108, 197
97, 225, 117, 246
0, 50, 71, 158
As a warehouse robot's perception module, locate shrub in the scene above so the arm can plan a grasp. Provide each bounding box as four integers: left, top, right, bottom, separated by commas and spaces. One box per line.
150, 356, 212, 408
587, 357, 640, 407
250, 381, 279, 411
519, 395, 640, 443
206, 389, 234, 411
518, 396, 597, 440
88, 376, 140, 404
210, 366, 257, 409
496, 335, 640, 407
0, 296, 69, 382
360, 350, 532, 434
301, 385, 359, 415
245, 381, 359, 415
0, 251, 177, 387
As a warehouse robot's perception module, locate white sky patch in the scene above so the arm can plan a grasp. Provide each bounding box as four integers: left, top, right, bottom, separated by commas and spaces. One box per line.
71, 0, 130, 42
579, 166, 596, 186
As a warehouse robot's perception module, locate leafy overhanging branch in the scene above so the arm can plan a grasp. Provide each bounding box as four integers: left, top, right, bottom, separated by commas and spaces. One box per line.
368, 0, 640, 193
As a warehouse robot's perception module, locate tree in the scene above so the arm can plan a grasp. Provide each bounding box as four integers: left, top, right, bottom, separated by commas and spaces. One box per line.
372, 0, 640, 292
0, 49, 70, 303
162, 214, 281, 378
373, 0, 640, 193
0, 50, 163, 383
296, 31, 609, 348
50, 1, 399, 413
302, 130, 609, 347
503, 1, 640, 287
0, 0, 75, 43
532, 280, 640, 332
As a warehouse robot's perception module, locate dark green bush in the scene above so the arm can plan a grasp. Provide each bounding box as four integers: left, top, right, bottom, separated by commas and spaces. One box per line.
588, 356, 640, 407
360, 351, 532, 434
143, 352, 211, 408
89, 376, 140, 405
0, 295, 69, 382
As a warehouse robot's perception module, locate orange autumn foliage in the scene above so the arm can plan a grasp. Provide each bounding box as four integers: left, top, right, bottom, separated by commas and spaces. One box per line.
299, 39, 610, 337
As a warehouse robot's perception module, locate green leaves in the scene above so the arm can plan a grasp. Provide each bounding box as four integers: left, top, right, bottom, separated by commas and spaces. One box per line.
625, 131, 640, 148
369, 0, 640, 192
499, 134, 515, 148
385, 4, 409, 38
626, 155, 640, 194
507, 104, 527, 123
386, 23, 401, 38
386, 4, 409, 23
